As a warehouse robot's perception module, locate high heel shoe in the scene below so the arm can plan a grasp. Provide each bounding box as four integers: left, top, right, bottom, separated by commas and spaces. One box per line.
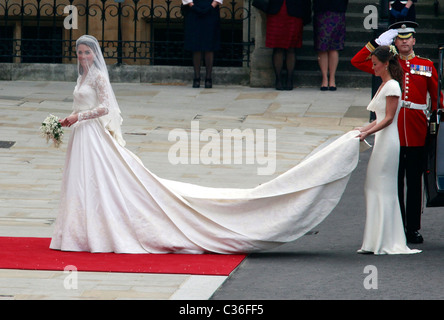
204, 78, 212, 88
192, 78, 200, 88
275, 79, 284, 91
284, 79, 294, 91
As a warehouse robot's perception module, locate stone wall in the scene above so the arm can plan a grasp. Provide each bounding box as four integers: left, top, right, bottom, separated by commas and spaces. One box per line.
249, 9, 274, 87
0, 63, 250, 85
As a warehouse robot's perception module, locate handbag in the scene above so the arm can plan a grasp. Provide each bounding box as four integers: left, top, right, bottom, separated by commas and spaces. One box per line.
252, 0, 269, 12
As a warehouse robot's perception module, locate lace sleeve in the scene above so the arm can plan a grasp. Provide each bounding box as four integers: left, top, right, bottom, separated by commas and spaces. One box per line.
78, 107, 109, 121
78, 74, 110, 122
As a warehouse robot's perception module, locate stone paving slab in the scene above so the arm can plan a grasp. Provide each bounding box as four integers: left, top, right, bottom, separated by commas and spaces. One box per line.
0, 269, 225, 300
0, 80, 370, 299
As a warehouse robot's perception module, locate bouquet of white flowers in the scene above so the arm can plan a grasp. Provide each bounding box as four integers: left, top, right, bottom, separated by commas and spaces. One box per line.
40, 114, 64, 148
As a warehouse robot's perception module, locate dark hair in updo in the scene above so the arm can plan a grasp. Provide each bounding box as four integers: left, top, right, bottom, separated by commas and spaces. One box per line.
371, 45, 404, 85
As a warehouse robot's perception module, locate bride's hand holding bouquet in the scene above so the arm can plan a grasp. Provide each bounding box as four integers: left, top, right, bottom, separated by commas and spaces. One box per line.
60, 114, 79, 127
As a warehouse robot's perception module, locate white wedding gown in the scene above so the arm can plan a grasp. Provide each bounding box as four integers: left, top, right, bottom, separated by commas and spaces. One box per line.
50, 77, 363, 254
358, 79, 420, 255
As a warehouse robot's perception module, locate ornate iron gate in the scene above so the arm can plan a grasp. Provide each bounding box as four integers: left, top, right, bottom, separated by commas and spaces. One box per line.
0, 0, 253, 66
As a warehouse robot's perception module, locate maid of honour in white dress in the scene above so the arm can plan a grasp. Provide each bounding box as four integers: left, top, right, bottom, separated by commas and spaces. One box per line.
50, 36, 367, 254
356, 46, 420, 255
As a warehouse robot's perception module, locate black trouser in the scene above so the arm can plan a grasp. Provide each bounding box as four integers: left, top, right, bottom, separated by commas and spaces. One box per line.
398, 146, 425, 232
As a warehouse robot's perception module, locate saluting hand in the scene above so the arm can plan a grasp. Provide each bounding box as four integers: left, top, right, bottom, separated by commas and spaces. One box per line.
375, 29, 398, 46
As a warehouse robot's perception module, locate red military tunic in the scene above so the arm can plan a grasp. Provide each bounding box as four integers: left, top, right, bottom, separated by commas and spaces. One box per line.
351, 41, 441, 147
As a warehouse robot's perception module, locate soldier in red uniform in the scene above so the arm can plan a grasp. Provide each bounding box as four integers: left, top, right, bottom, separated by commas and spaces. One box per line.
351, 21, 442, 244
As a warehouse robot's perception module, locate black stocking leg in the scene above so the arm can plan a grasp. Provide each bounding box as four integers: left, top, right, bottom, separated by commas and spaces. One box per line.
192, 51, 202, 87
272, 48, 284, 90
204, 51, 214, 88
285, 48, 295, 90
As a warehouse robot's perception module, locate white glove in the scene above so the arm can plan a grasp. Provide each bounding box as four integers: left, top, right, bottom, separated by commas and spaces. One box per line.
375, 29, 398, 46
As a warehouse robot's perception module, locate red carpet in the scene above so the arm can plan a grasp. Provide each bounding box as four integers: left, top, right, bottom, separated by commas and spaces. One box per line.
0, 237, 246, 276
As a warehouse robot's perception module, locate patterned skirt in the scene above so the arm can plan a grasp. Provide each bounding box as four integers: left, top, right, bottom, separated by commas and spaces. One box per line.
313, 11, 346, 52
265, 1, 303, 49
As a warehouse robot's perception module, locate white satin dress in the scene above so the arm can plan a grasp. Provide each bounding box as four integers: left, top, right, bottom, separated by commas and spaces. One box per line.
50, 76, 363, 254
358, 79, 421, 255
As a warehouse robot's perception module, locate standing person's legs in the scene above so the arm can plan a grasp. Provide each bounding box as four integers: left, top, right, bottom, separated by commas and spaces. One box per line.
318, 51, 329, 89
272, 48, 285, 90
192, 51, 202, 88
405, 147, 424, 233
204, 51, 214, 88
285, 48, 296, 90
399, 146, 425, 243
328, 50, 339, 90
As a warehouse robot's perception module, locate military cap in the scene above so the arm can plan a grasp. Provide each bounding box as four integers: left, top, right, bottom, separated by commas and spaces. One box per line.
388, 21, 419, 39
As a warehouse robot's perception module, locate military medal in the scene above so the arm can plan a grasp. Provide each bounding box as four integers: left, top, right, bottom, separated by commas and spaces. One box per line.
410, 64, 432, 77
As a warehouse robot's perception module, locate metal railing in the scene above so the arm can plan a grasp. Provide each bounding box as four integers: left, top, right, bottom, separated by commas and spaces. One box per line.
0, 0, 253, 66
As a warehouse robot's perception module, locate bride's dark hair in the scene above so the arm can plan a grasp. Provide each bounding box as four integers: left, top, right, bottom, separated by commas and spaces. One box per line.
372, 45, 404, 85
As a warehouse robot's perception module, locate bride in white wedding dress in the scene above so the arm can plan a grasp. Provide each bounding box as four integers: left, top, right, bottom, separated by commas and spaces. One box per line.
50, 35, 363, 254
356, 46, 420, 255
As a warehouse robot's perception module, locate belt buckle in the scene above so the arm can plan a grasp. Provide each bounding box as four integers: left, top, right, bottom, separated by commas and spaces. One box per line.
403, 101, 412, 108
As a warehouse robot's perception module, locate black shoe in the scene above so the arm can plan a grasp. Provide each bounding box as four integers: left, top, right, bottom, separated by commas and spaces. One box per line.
275, 80, 284, 91
320, 86, 329, 91
284, 80, 294, 90
328, 86, 337, 91
193, 78, 200, 88
204, 78, 212, 88
406, 230, 424, 244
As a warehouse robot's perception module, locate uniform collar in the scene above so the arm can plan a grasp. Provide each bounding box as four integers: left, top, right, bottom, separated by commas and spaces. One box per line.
398, 52, 416, 60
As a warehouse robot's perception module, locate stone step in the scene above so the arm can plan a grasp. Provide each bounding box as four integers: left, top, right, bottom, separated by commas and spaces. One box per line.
293, 70, 373, 88
346, 0, 442, 16
294, 0, 444, 87
301, 28, 444, 50
341, 14, 444, 30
